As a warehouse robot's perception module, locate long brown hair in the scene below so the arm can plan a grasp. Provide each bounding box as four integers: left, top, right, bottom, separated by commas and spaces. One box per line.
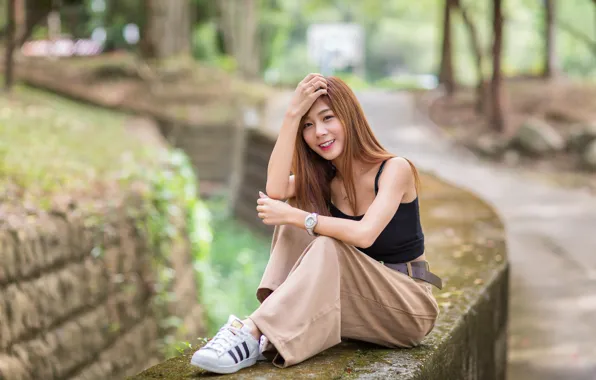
292, 76, 421, 216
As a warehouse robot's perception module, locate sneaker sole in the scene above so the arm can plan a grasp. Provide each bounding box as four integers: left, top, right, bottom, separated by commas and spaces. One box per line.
190, 356, 257, 374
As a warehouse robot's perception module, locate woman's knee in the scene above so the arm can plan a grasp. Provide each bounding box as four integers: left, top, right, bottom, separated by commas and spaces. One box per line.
310, 236, 344, 251
302, 236, 342, 261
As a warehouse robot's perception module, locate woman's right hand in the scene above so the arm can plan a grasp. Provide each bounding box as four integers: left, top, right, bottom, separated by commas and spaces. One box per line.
286, 73, 328, 120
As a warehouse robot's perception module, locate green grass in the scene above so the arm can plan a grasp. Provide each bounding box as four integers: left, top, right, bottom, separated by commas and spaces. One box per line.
201, 194, 272, 335
0, 84, 158, 201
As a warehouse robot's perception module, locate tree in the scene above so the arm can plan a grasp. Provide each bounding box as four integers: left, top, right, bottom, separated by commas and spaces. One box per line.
4, 0, 17, 91
453, 0, 486, 113
438, 0, 456, 95
141, 0, 192, 59
490, 0, 507, 133
217, 0, 260, 79
543, 0, 558, 78
20, 0, 53, 46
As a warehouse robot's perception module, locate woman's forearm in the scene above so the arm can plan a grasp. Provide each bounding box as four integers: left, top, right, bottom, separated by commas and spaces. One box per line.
266, 113, 301, 199
288, 208, 370, 248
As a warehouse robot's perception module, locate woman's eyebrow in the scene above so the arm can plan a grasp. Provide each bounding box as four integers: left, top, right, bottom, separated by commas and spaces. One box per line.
305, 108, 331, 121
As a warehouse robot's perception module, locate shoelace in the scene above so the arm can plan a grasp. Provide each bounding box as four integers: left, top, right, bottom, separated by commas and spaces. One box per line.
204, 327, 244, 356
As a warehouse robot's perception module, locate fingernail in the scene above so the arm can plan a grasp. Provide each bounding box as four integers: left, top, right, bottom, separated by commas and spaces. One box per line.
259, 191, 264, 196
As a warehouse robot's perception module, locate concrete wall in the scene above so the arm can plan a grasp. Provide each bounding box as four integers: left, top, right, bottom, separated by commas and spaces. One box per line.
0, 191, 204, 380
232, 129, 277, 236
155, 117, 237, 184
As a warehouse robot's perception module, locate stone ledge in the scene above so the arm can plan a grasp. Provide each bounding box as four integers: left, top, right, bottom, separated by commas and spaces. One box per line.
129, 173, 509, 379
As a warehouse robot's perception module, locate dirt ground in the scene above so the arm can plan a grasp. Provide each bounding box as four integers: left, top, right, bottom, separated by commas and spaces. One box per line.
418, 78, 596, 194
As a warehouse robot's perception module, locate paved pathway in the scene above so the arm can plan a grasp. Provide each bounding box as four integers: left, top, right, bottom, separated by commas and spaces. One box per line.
264, 90, 596, 380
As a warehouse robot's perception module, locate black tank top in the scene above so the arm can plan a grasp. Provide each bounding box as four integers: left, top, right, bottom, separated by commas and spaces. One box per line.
328, 159, 424, 264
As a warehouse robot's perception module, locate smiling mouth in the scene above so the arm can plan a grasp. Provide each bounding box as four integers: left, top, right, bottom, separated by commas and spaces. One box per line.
319, 139, 335, 149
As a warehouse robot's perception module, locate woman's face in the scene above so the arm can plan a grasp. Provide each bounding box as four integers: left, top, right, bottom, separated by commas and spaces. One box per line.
302, 97, 345, 161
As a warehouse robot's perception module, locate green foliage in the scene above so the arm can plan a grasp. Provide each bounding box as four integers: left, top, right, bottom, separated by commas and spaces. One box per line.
125, 147, 271, 342
121, 148, 213, 358
373, 76, 430, 91
333, 72, 371, 90
192, 21, 221, 62
200, 194, 271, 336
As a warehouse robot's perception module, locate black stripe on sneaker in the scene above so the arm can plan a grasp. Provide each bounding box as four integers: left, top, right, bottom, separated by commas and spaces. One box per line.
242, 341, 250, 358
228, 350, 239, 363
235, 346, 244, 361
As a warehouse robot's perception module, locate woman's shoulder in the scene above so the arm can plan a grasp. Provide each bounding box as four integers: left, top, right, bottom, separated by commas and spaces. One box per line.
383, 156, 413, 173
378, 157, 416, 189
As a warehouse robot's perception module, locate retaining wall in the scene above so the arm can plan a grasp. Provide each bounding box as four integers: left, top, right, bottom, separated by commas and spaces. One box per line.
0, 190, 204, 380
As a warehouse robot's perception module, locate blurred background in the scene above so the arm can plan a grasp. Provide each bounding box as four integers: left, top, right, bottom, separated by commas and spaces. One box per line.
0, 0, 595, 379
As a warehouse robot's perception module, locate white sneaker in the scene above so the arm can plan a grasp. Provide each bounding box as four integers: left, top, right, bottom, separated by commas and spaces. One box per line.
190, 315, 260, 374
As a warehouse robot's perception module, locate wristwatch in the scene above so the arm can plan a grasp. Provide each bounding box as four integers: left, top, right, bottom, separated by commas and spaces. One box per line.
304, 212, 319, 236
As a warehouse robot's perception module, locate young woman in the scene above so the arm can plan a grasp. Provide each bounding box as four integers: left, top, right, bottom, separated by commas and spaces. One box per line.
190, 74, 441, 374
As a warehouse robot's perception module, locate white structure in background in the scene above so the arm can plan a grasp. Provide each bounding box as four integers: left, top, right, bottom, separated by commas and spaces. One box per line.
91, 0, 106, 13
21, 4, 104, 57
123, 24, 140, 45
21, 39, 103, 57
307, 23, 365, 76
91, 27, 107, 44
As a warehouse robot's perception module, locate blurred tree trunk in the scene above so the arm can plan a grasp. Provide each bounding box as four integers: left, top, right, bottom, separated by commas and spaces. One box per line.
438, 0, 455, 95
20, 0, 53, 44
454, 0, 486, 113
141, 0, 192, 59
15, 0, 25, 41
217, 0, 260, 79
490, 0, 507, 133
543, 0, 559, 78
5, 0, 16, 91
139, 0, 155, 58
0, 0, 51, 45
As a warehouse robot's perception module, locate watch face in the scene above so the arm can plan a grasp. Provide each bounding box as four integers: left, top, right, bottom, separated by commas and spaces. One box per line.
306, 218, 315, 227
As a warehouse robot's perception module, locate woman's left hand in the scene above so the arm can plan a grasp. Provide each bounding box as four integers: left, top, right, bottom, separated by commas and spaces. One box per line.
256, 191, 295, 225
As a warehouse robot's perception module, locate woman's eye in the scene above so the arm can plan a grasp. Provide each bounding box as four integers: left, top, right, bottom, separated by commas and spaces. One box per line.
304, 123, 312, 128
323, 115, 333, 121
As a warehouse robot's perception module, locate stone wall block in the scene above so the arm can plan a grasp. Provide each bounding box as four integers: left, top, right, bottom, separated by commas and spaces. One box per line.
115, 279, 147, 325
28, 271, 65, 331
15, 334, 60, 380
15, 226, 42, 279
40, 216, 71, 269
0, 230, 18, 285
95, 317, 159, 379
120, 224, 139, 274
4, 283, 41, 344
0, 354, 33, 380
76, 307, 111, 358
83, 257, 110, 305
0, 296, 12, 350
103, 245, 122, 277
47, 319, 85, 377
70, 361, 112, 380
57, 265, 88, 319
23, 307, 109, 379
66, 213, 96, 261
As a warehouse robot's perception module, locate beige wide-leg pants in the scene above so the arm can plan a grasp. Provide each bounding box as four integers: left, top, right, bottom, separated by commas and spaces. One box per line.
249, 224, 440, 368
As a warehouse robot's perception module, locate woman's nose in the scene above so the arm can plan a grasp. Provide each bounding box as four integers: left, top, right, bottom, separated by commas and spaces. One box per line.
315, 124, 328, 136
